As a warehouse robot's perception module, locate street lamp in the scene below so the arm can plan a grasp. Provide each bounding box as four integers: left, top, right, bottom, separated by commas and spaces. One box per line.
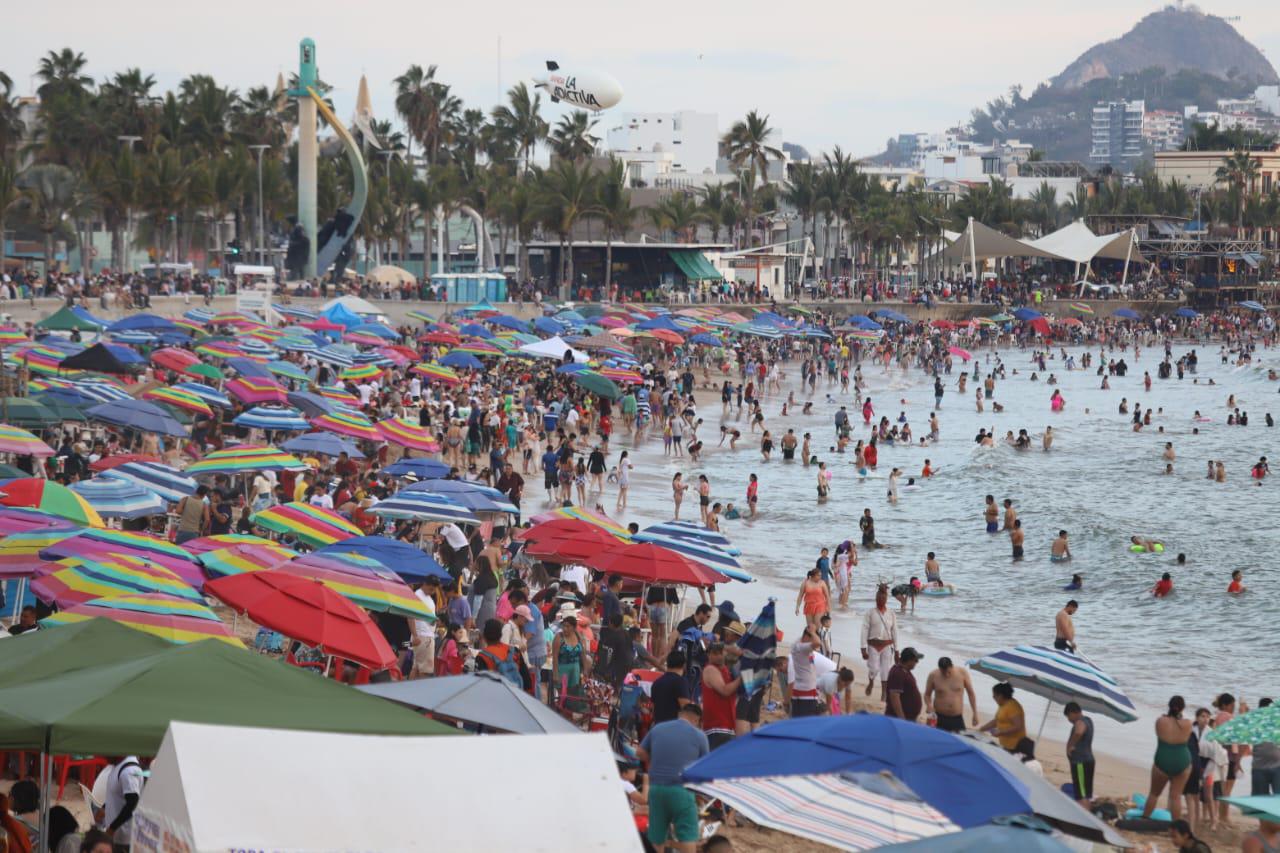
117, 136, 142, 273
248, 145, 271, 267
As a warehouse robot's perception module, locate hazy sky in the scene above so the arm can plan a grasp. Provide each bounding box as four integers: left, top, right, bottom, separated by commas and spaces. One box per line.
9, 0, 1280, 157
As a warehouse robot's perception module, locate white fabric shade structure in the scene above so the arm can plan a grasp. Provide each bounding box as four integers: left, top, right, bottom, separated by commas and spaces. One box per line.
135, 723, 642, 853
1024, 221, 1146, 265
941, 219, 1063, 263
518, 335, 590, 363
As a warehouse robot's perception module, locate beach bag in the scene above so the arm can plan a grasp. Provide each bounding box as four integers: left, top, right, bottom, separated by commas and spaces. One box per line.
478, 646, 522, 687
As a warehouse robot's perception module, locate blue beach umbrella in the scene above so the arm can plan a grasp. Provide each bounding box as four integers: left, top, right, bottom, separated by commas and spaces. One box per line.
403, 479, 518, 513
1011, 307, 1042, 321
316, 535, 450, 583
1174, 307, 1200, 318
370, 492, 479, 524
69, 478, 167, 519
382, 458, 451, 480
232, 406, 311, 432
439, 351, 483, 370
281, 432, 365, 458
1112, 307, 1140, 320
172, 383, 232, 410
86, 399, 188, 437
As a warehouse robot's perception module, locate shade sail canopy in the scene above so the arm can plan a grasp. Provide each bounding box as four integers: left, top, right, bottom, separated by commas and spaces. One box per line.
133, 725, 637, 853
359, 672, 581, 734
0, 632, 454, 754
941, 219, 1062, 262
1024, 221, 1147, 265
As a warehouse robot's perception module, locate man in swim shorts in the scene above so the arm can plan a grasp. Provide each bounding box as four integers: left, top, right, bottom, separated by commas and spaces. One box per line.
924, 657, 979, 732
1010, 519, 1025, 561
781, 429, 797, 460
1051, 530, 1072, 561
1054, 601, 1078, 651
984, 495, 999, 533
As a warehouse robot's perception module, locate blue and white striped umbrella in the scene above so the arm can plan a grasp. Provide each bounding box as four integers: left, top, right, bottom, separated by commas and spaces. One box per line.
240, 338, 276, 358
404, 479, 518, 514
633, 529, 752, 582
314, 345, 356, 367
353, 352, 392, 366
640, 520, 740, 554
274, 304, 317, 321
967, 645, 1138, 723
100, 461, 198, 504
370, 493, 479, 524
70, 381, 133, 403
277, 336, 320, 353
183, 308, 216, 324
172, 382, 232, 409
69, 478, 166, 519
110, 331, 157, 345
233, 406, 311, 432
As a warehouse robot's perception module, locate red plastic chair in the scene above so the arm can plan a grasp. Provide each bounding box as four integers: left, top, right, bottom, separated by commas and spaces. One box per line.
55, 756, 108, 799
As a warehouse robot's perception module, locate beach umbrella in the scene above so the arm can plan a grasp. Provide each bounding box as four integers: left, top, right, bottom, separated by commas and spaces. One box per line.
41, 593, 242, 646
338, 363, 383, 382
439, 351, 483, 370
250, 502, 361, 548
86, 399, 188, 437
0, 478, 103, 526
286, 391, 339, 418
521, 519, 627, 564
313, 345, 355, 367
406, 310, 434, 324
32, 555, 203, 607
1068, 302, 1094, 315
183, 362, 224, 382
1174, 307, 1200, 318
948, 346, 973, 362
458, 323, 494, 339
967, 646, 1137, 732
630, 529, 751, 582
1112, 307, 1141, 320
226, 376, 288, 405
0, 508, 78, 537
421, 330, 460, 345
0, 528, 81, 575
360, 672, 580, 734
376, 417, 440, 452
488, 315, 529, 332
369, 492, 479, 524
267, 361, 312, 383
195, 340, 245, 360
1220, 796, 1280, 821
274, 304, 317, 321
383, 458, 451, 480
274, 561, 431, 620
100, 462, 197, 504
1056, 317, 1082, 327
29, 392, 90, 423
1206, 705, 1280, 746
233, 406, 312, 432
281, 432, 365, 458
197, 543, 299, 580
171, 382, 232, 410
878, 816, 1073, 853
0, 326, 29, 344
528, 505, 632, 538
572, 371, 621, 400
683, 715, 1030, 830
205, 570, 396, 670
1, 397, 61, 429
40, 528, 204, 586
301, 318, 344, 332
142, 386, 213, 416
688, 772, 959, 852
1011, 308, 1042, 321
316, 536, 449, 583
69, 478, 166, 519
586, 542, 727, 587
185, 445, 309, 476
316, 385, 361, 407
637, 520, 737, 553
403, 479, 518, 514
0, 425, 55, 457
181, 533, 278, 556
1238, 300, 1267, 312
846, 315, 884, 331
310, 410, 380, 441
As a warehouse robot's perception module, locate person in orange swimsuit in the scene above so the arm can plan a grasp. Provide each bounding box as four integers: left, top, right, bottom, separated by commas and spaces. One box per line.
795, 568, 831, 634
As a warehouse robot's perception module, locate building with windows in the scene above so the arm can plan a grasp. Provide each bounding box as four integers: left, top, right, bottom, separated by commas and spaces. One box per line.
605, 111, 719, 177
1143, 110, 1185, 152
1090, 100, 1146, 171
1153, 147, 1280, 194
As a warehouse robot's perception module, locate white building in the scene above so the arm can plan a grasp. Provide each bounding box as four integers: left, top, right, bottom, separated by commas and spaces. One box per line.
1090, 100, 1145, 171
1143, 110, 1185, 151
1256, 85, 1280, 116
605, 110, 719, 176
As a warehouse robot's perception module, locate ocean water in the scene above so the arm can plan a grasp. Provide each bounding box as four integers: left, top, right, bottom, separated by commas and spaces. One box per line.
592, 341, 1278, 763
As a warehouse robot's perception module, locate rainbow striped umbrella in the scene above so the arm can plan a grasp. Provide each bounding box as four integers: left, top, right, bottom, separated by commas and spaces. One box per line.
42, 593, 243, 646
342, 332, 386, 347
454, 341, 502, 356
196, 543, 298, 580
171, 318, 207, 335
41, 528, 205, 586
250, 502, 361, 547
975, 317, 1000, 327
338, 363, 383, 382
143, 386, 214, 416
528, 505, 633, 539
184, 445, 309, 475
181, 533, 278, 555
846, 329, 883, 342
171, 382, 231, 409
32, 555, 202, 607
8, 344, 81, 375
245, 326, 287, 341
376, 417, 440, 452
310, 410, 380, 441
0, 528, 81, 575
0, 425, 55, 457
276, 560, 432, 620
226, 376, 288, 405
410, 362, 460, 385
0, 478, 103, 526
1070, 302, 1095, 315
317, 385, 361, 407
0, 508, 78, 538
599, 367, 644, 385
211, 311, 261, 327
406, 310, 435, 324
0, 327, 30, 344
195, 340, 245, 360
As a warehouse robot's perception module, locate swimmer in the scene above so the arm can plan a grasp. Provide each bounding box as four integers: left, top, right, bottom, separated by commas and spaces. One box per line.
984, 495, 999, 533
1063, 573, 1084, 592
892, 577, 920, 614
1163, 442, 1175, 462
1152, 572, 1174, 598
1043, 426, 1054, 451
923, 552, 954, 593
1227, 569, 1247, 595
1010, 519, 1025, 561
1130, 535, 1163, 552
1051, 530, 1072, 562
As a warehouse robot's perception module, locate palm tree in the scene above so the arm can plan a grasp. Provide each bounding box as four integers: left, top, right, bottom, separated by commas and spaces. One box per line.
647, 192, 704, 243
498, 174, 539, 282
1027, 182, 1060, 236
490, 82, 547, 173
595, 159, 634, 294
549, 111, 599, 162
0, 73, 26, 157
1215, 151, 1262, 229
138, 149, 191, 261
536, 159, 600, 299
0, 157, 22, 275
36, 49, 93, 101
721, 111, 783, 246
783, 162, 819, 261
394, 64, 437, 170
19, 163, 85, 276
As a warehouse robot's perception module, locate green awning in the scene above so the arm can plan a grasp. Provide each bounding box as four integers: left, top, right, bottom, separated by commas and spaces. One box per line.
669, 250, 722, 281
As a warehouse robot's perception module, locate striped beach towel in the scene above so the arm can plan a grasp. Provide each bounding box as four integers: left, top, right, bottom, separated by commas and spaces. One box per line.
737, 600, 777, 700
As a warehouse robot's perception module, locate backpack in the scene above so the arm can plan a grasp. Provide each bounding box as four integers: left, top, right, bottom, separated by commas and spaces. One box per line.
478, 646, 522, 687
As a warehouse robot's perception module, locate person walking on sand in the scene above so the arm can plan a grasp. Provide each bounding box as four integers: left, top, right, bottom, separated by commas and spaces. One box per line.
860, 585, 898, 700
1142, 695, 1194, 822
615, 450, 633, 511
923, 656, 979, 732
795, 567, 831, 634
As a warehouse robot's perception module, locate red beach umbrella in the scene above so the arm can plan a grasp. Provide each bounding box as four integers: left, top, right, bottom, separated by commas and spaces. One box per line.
587, 542, 728, 587
519, 519, 628, 564
205, 569, 396, 670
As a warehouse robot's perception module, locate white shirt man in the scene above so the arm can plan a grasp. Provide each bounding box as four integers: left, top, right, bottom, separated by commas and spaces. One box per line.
559, 563, 590, 598
860, 589, 898, 698
102, 756, 145, 845
439, 523, 469, 552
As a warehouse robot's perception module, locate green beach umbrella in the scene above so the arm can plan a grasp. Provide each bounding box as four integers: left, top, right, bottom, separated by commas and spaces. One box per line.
185, 362, 223, 381
30, 393, 89, 422
1220, 796, 1280, 821
572, 371, 621, 400
2, 397, 61, 428
1207, 705, 1280, 745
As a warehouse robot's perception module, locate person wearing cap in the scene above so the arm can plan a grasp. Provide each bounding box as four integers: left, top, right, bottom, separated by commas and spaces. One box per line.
637, 703, 708, 853
885, 647, 923, 723
923, 657, 979, 732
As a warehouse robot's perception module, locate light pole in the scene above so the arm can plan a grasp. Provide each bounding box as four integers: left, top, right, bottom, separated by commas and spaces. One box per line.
117, 136, 142, 272
248, 145, 271, 267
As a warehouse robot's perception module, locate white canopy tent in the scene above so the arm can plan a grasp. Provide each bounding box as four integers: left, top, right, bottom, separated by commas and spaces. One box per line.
134, 723, 642, 853
1025, 221, 1146, 265
319, 294, 380, 316
518, 334, 590, 363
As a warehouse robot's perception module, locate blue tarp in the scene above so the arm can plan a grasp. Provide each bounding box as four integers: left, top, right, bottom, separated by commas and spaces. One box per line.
321, 302, 364, 329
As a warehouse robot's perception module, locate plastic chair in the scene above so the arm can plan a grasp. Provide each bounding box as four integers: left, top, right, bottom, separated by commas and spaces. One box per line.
55, 756, 108, 800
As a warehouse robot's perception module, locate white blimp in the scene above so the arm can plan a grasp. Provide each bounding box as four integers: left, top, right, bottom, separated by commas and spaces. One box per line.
532, 61, 622, 112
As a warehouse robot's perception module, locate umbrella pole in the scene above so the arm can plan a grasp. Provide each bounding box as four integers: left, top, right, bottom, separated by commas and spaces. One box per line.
38, 732, 52, 852
10, 578, 26, 624
1036, 689, 1056, 741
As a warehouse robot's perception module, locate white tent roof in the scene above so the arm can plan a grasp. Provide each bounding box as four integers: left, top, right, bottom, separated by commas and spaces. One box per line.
135, 723, 641, 853
319, 294, 380, 316
1024, 221, 1147, 265
518, 335, 590, 363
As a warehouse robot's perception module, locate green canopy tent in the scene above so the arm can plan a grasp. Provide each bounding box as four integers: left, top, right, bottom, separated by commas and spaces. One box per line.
34, 306, 105, 332
0, 631, 456, 756
0, 618, 169, 689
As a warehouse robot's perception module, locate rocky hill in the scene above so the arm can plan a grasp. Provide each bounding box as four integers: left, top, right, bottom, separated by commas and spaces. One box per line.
1053, 5, 1277, 90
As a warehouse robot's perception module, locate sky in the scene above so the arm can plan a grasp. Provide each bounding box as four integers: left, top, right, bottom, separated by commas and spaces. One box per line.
8, 0, 1280, 159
